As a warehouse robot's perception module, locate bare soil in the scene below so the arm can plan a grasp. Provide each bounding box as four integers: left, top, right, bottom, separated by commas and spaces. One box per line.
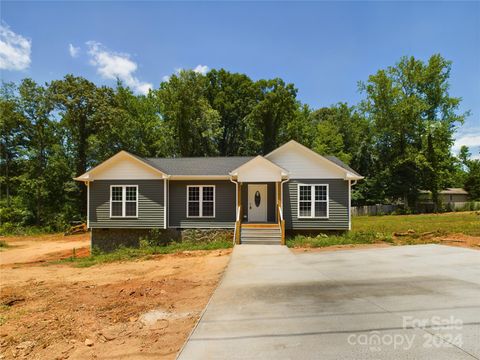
0, 233, 90, 266
0, 233, 231, 359
418, 232, 480, 249
293, 233, 480, 253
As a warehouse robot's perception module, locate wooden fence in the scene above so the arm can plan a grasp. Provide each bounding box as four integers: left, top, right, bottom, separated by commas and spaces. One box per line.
351, 202, 480, 216
351, 204, 398, 216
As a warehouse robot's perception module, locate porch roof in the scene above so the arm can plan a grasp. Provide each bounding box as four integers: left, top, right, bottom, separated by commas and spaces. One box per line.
229, 156, 289, 182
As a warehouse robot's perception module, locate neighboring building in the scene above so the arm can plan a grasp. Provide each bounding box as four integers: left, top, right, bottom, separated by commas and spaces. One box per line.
419, 188, 469, 204
74, 140, 363, 249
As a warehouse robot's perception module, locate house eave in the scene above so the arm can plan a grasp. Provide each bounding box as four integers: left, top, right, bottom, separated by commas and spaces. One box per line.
169, 175, 231, 180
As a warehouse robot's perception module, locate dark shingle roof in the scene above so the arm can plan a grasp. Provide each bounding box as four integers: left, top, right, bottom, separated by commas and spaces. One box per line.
143, 156, 254, 176
324, 155, 362, 177
137, 153, 360, 177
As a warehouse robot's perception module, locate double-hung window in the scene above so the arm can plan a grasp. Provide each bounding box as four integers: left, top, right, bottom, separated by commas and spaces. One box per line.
187, 185, 215, 218
110, 185, 138, 218
298, 184, 329, 218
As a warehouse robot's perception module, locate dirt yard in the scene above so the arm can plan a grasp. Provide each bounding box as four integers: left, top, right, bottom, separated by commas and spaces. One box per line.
0, 234, 231, 359
0, 233, 90, 266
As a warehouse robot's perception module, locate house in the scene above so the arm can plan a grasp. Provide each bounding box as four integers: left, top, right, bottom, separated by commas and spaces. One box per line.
74, 140, 363, 249
419, 188, 469, 204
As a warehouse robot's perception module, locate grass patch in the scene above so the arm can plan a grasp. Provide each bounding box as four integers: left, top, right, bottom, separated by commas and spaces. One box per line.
0, 225, 59, 237
287, 211, 479, 249
55, 239, 233, 268
287, 230, 392, 248
353, 211, 480, 236
0, 240, 10, 249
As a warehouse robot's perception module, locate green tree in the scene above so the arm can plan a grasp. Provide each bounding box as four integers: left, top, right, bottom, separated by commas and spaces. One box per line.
48, 75, 108, 215
458, 146, 480, 200
245, 78, 298, 154
284, 104, 314, 147
156, 70, 221, 157
205, 69, 257, 156
419, 55, 466, 210
0, 82, 25, 208
90, 82, 164, 160
359, 55, 465, 209
464, 159, 480, 200
16, 79, 57, 224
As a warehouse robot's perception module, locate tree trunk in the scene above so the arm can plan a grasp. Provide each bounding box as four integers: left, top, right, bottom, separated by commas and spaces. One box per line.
77, 116, 88, 217
5, 151, 10, 207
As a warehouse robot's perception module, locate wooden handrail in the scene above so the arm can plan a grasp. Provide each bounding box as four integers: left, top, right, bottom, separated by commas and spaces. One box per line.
234, 205, 242, 244
277, 200, 285, 245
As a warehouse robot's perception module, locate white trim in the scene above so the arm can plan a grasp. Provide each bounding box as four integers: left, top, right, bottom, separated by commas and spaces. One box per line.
86, 182, 90, 229
348, 180, 351, 230
169, 175, 230, 180
186, 185, 216, 218
265, 140, 363, 180
168, 179, 171, 228
169, 225, 235, 229
230, 155, 289, 176
109, 185, 138, 218
164, 178, 168, 229
74, 151, 166, 181
297, 183, 329, 219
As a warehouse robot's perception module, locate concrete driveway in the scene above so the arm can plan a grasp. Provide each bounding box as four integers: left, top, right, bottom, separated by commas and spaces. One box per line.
178, 245, 480, 359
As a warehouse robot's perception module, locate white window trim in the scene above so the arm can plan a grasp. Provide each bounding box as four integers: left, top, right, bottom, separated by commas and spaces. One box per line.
186, 185, 216, 218
297, 183, 329, 219
110, 185, 138, 218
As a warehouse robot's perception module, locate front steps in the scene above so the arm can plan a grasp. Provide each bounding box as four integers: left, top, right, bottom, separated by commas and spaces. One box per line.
240, 224, 282, 245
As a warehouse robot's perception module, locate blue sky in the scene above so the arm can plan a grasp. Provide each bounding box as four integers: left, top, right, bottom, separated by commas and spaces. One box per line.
1, 1, 479, 157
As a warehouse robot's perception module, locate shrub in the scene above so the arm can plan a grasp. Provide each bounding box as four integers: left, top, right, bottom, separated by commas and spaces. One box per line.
139, 228, 174, 247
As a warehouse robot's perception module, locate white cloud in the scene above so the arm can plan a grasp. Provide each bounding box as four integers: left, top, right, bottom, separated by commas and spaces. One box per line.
453, 133, 480, 152
162, 64, 209, 82
68, 43, 80, 58
193, 64, 209, 74
86, 41, 152, 95
453, 127, 480, 160
0, 22, 31, 71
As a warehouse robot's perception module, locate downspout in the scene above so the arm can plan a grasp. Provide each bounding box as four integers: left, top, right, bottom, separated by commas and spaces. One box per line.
229, 176, 239, 245
280, 177, 289, 206
84, 180, 91, 252
349, 180, 357, 230
164, 175, 171, 229
229, 176, 238, 209
84, 181, 90, 229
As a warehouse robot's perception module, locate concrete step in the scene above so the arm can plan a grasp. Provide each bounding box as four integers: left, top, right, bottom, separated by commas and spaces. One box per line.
239, 225, 282, 245
241, 235, 281, 239
241, 239, 281, 245
241, 230, 281, 235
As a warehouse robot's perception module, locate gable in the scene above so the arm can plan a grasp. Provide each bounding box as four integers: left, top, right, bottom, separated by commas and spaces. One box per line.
230, 156, 288, 182
266, 141, 360, 179
75, 151, 166, 181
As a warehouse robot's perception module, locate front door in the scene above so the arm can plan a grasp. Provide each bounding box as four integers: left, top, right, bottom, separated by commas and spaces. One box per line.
248, 184, 268, 222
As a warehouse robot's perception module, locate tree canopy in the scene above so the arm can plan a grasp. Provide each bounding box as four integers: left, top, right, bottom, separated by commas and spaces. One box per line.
0, 54, 475, 232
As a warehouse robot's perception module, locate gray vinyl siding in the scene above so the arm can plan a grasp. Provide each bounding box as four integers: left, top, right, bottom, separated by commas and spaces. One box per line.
89, 180, 165, 228
283, 179, 349, 230
168, 180, 236, 228
241, 182, 276, 222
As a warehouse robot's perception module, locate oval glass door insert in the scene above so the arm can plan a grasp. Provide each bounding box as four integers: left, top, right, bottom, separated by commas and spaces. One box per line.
255, 191, 261, 207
